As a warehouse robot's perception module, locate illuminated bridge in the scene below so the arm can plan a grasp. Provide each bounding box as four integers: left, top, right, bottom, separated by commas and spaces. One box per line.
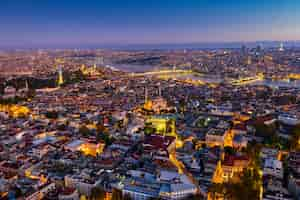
128, 69, 194, 77
230, 74, 264, 85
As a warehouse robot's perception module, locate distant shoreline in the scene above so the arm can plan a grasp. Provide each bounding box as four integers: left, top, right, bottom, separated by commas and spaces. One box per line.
1, 40, 300, 51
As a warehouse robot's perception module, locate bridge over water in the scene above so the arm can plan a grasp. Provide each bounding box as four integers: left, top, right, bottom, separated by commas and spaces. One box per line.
128, 69, 194, 77
126, 69, 264, 87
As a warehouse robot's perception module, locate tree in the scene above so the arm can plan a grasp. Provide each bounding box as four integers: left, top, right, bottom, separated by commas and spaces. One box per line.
224, 146, 235, 155
184, 194, 204, 200
245, 141, 262, 168
144, 122, 156, 135
0, 83, 5, 95
27, 88, 36, 98
254, 122, 276, 138
149, 197, 163, 200
290, 124, 300, 150
236, 168, 261, 200
90, 187, 106, 200
209, 168, 261, 200
208, 183, 228, 200
111, 189, 122, 200
122, 193, 132, 200
45, 110, 59, 119
57, 123, 67, 131
79, 125, 91, 137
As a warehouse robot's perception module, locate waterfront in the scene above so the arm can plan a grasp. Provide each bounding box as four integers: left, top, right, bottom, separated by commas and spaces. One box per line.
113, 63, 300, 88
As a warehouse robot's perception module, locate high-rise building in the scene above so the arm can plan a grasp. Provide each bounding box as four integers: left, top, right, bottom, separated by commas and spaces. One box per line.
241, 45, 247, 56
279, 42, 284, 51
247, 56, 252, 65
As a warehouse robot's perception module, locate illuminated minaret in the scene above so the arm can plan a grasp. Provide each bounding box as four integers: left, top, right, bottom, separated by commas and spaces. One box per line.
81, 64, 86, 72
173, 65, 176, 72
145, 87, 148, 103
158, 84, 162, 97
25, 80, 29, 90
144, 87, 152, 110
58, 66, 64, 86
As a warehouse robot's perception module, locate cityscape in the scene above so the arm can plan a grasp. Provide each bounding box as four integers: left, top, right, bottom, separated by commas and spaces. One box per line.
1, 1, 300, 200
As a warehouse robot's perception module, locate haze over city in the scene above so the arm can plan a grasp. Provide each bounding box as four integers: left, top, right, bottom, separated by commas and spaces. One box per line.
1, 1, 300, 200
1, 0, 300, 48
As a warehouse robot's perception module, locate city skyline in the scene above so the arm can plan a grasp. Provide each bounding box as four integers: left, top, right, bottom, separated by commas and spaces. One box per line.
1, 0, 300, 48
2, 2, 300, 199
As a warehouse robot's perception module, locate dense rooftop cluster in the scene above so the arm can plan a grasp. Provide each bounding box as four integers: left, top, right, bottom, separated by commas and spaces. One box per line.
1, 46, 300, 200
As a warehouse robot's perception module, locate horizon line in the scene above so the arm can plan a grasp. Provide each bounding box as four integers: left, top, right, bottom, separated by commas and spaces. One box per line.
1, 40, 299, 50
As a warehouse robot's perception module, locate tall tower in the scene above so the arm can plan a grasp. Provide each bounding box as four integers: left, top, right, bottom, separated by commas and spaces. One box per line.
158, 84, 162, 97
95, 57, 104, 66
58, 66, 64, 86
81, 64, 86, 72
247, 56, 252, 65
55, 58, 64, 86
25, 80, 29, 90
173, 65, 176, 72
144, 87, 152, 110
279, 42, 284, 51
99, 57, 104, 66
145, 87, 148, 103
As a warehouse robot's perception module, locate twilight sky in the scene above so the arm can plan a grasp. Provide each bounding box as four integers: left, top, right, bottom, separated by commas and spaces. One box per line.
0, 0, 300, 47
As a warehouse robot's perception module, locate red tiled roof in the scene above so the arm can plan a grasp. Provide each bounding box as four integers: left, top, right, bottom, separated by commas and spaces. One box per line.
223, 154, 249, 166
144, 135, 175, 150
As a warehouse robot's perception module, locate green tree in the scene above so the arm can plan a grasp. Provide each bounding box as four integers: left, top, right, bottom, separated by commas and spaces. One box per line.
224, 146, 235, 155
122, 193, 132, 200
290, 124, 300, 150
79, 125, 91, 137
245, 141, 262, 168
144, 122, 156, 135
254, 122, 276, 138
184, 194, 204, 200
90, 187, 106, 200
45, 110, 59, 119
27, 88, 36, 98
111, 189, 122, 200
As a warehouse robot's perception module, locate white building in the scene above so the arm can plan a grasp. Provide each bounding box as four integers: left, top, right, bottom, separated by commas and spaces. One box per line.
158, 170, 197, 200
25, 183, 56, 200
263, 158, 283, 179
278, 113, 300, 126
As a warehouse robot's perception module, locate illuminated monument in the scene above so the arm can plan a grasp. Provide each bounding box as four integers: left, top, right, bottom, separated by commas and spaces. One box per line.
143, 85, 170, 113
143, 85, 176, 137
80, 63, 101, 76
57, 66, 64, 86
55, 58, 64, 86
143, 87, 153, 111
79, 57, 103, 76
146, 115, 177, 137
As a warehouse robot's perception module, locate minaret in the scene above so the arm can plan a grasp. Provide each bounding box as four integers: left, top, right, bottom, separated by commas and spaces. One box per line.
58, 66, 64, 86
145, 87, 148, 103
173, 65, 176, 72
158, 84, 162, 97
81, 64, 86, 72
25, 80, 29, 91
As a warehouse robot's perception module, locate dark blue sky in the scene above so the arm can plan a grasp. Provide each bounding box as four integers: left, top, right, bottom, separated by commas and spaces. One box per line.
0, 0, 299, 47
